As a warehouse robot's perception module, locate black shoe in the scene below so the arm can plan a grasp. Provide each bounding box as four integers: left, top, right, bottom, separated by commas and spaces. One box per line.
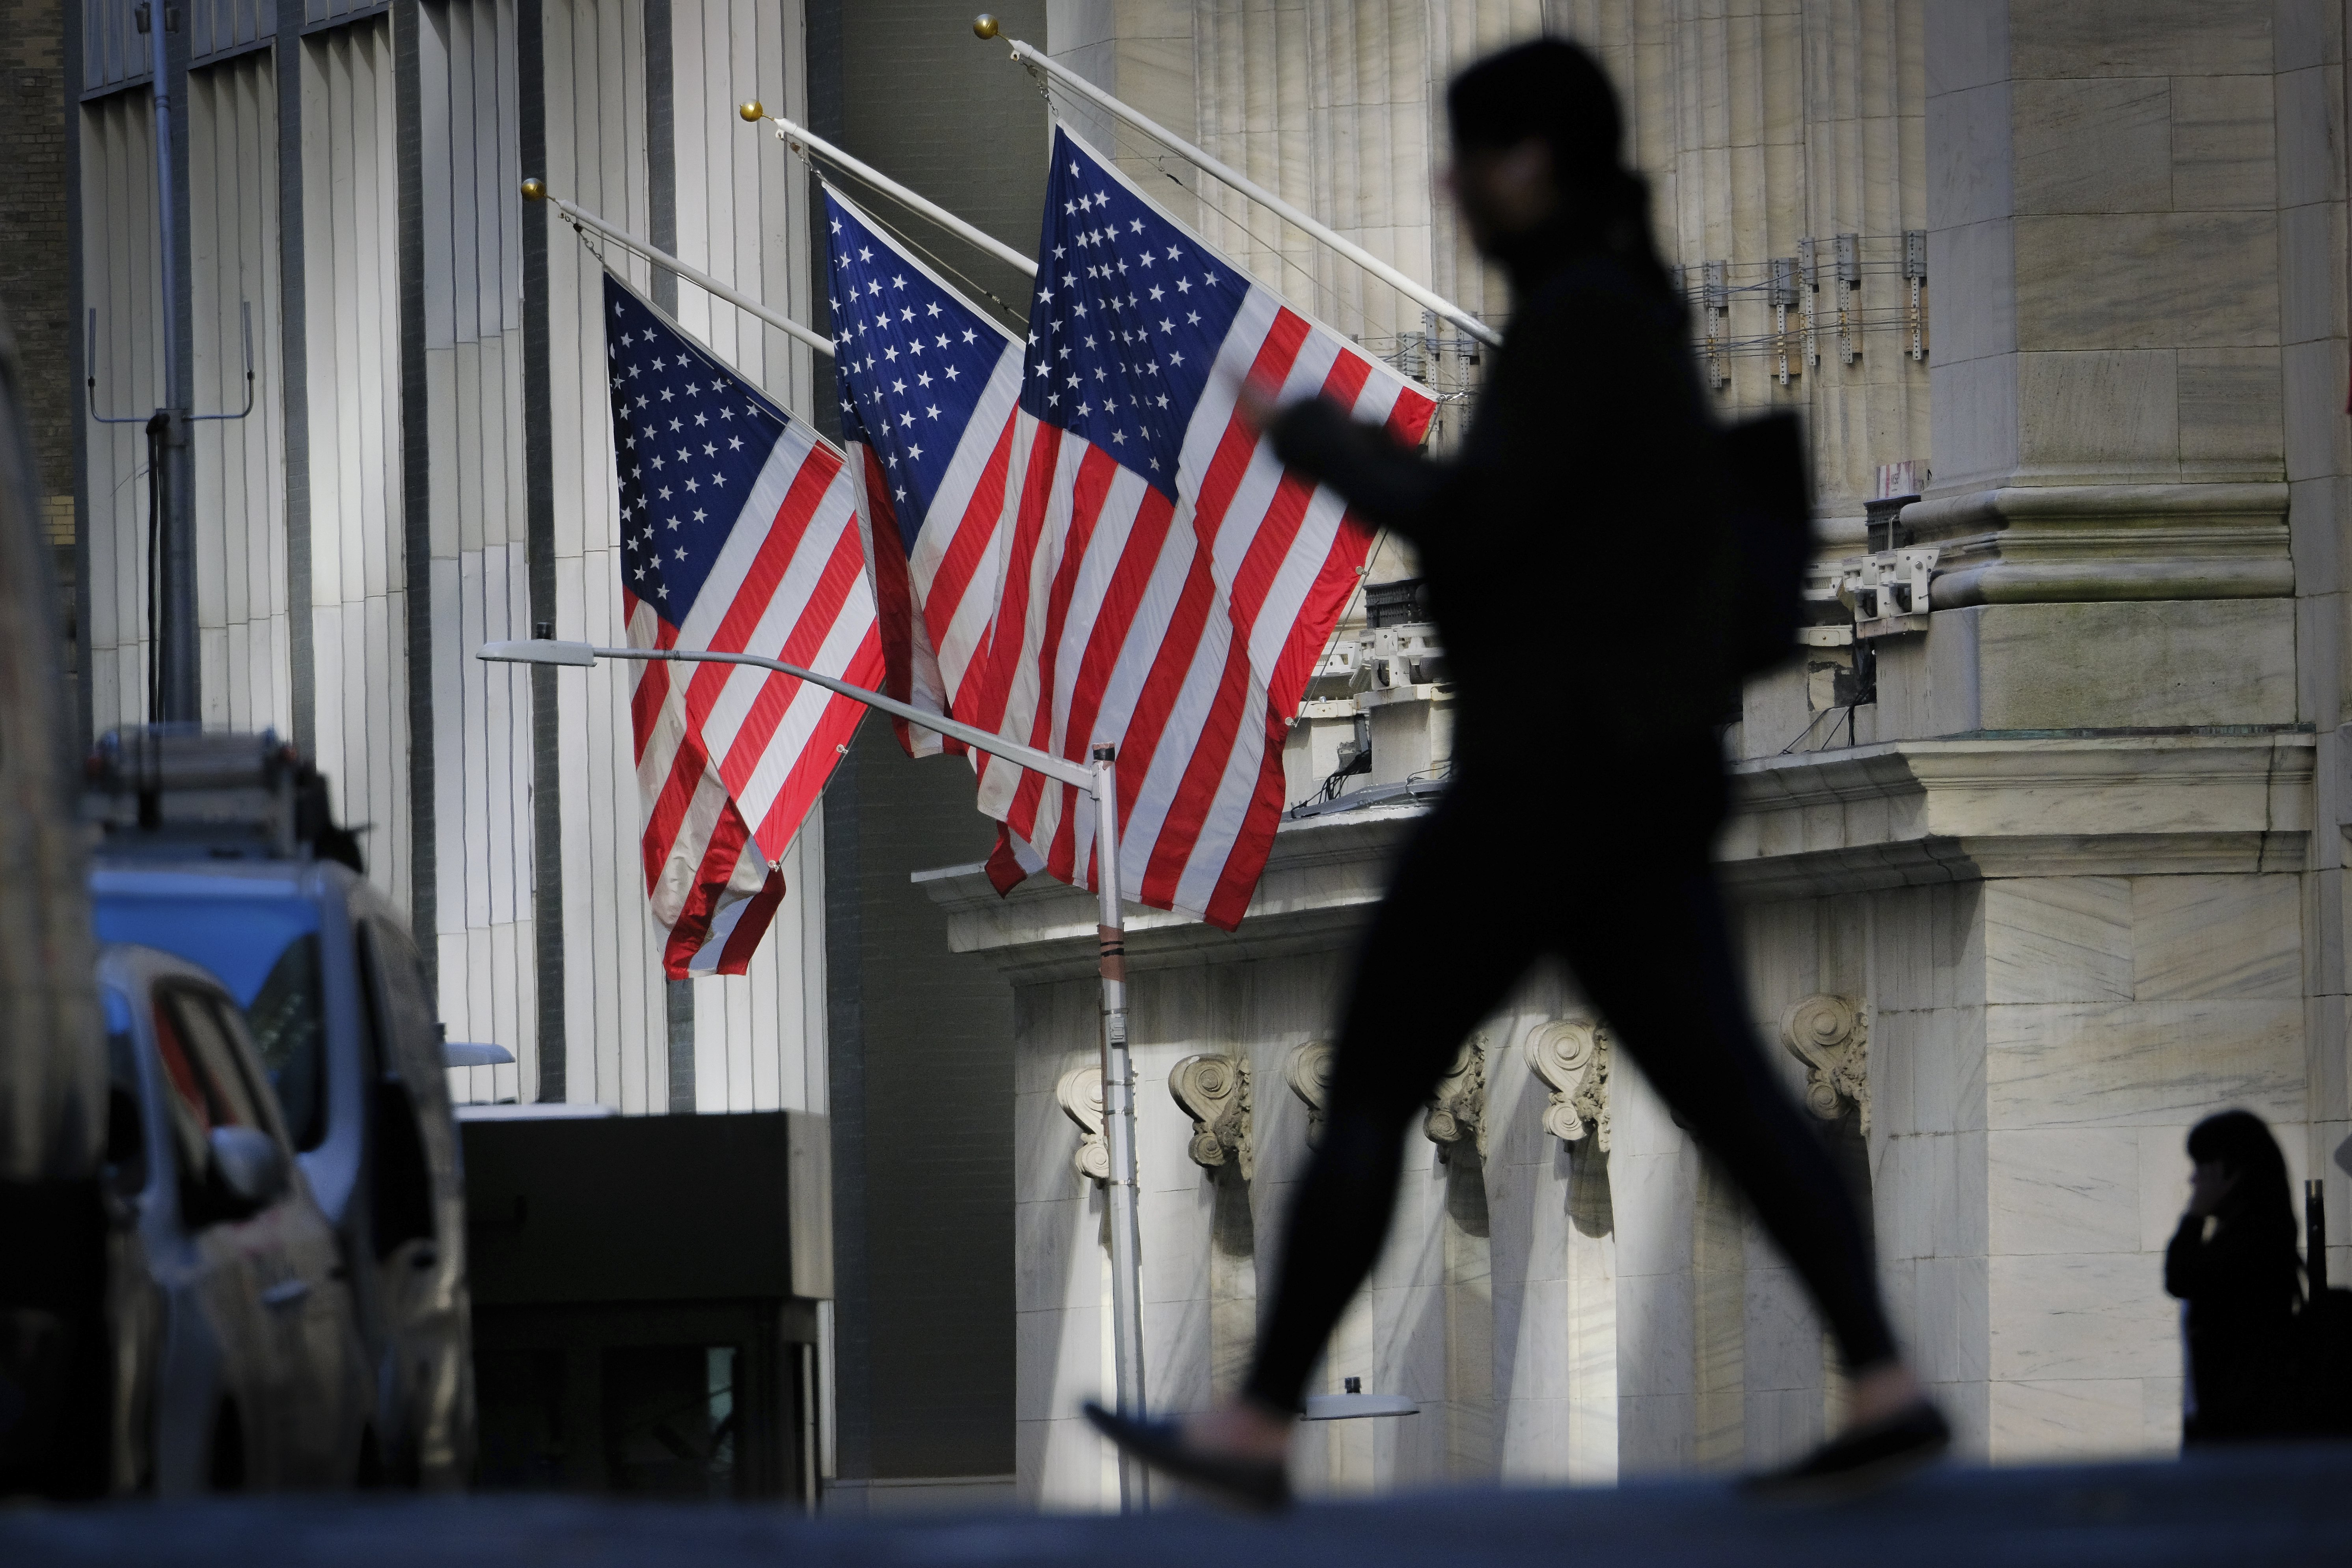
1082, 1402, 1292, 1512
1741, 1398, 1951, 1501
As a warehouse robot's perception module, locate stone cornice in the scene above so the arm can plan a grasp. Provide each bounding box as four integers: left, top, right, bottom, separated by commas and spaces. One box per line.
1901, 483, 2292, 606
913, 802, 1422, 981
919, 733, 2315, 975
1721, 731, 2313, 897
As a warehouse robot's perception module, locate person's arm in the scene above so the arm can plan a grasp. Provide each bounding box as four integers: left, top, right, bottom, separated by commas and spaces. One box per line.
2164, 1213, 2209, 1300
1265, 400, 1454, 543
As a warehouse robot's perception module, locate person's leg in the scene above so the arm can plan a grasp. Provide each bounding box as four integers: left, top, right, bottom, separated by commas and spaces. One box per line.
1237, 794, 1546, 1414
1559, 850, 1899, 1377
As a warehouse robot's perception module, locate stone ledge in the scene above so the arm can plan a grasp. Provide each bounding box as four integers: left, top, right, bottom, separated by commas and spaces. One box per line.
1723, 732, 2314, 896
1901, 483, 2292, 605
914, 801, 1423, 981
921, 733, 2317, 973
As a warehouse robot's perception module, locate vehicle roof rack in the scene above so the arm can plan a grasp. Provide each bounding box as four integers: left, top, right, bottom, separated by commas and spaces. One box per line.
86, 726, 364, 871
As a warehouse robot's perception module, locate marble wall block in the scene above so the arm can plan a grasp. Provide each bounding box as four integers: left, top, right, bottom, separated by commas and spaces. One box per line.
1985, 997, 2307, 1130
2013, 211, 2279, 355
2171, 73, 2275, 211
2007, 0, 2275, 81
1888, 601, 2299, 737
1984, 878, 2133, 1005
2177, 349, 2285, 477
2011, 76, 2171, 215
2132, 874, 2303, 1001
2012, 351, 2178, 478
2277, 200, 2346, 349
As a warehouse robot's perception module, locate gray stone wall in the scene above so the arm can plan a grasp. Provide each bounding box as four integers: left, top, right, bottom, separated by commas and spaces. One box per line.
0, 0, 76, 673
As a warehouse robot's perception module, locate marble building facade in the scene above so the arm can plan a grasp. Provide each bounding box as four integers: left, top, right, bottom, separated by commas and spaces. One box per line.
935, 1, 2352, 1508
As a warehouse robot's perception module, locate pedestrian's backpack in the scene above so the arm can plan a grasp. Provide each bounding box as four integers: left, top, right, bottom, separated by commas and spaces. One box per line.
2302, 1278, 2352, 1435
1718, 411, 1815, 682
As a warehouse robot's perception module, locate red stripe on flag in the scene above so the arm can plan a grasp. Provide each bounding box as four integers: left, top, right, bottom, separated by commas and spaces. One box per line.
661, 796, 755, 979
1142, 348, 1376, 899
713, 866, 789, 976
1200, 728, 1291, 930
925, 415, 1017, 689
644, 502, 863, 873
969, 416, 1066, 739
1006, 444, 1122, 859
752, 630, 885, 858
857, 442, 923, 750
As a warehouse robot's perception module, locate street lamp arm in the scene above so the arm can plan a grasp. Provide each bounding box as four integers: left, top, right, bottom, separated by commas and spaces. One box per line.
477, 639, 1096, 792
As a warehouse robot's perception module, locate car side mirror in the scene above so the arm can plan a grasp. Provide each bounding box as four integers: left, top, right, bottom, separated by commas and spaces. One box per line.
209, 1126, 290, 1209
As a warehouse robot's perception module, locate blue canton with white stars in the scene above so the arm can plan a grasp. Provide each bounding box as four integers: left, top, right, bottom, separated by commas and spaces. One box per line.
604, 272, 795, 625
825, 190, 1011, 556
1023, 127, 1249, 503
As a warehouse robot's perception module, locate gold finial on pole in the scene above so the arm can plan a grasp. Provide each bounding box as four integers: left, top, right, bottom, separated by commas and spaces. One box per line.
520, 177, 546, 202
973, 14, 999, 39
738, 100, 765, 123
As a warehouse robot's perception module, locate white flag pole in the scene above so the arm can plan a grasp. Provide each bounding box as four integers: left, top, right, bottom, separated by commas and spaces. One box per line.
1088, 742, 1148, 1511
736, 102, 1040, 279
473, 645, 1152, 1508
971, 17, 1503, 349
521, 177, 839, 360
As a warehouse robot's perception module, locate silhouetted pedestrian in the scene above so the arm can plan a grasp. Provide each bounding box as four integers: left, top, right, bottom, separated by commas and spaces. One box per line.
2167, 1109, 2303, 1444
1086, 36, 1945, 1508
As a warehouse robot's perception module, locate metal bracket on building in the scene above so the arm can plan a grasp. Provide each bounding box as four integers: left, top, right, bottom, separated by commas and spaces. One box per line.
1903, 229, 1928, 361
1798, 237, 1821, 369
1841, 545, 1939, 638
1835, 233, 1861, 364
1701, 260, 1729, 390
1770, 256, 1800, 386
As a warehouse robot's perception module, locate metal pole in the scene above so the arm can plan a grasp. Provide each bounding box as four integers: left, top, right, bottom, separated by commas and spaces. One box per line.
1090, 743, 1147, 1511
147, 4, 198, 722
521, 181, 838, 360
740, 107, 1039, 279
981, 27, 1501, 348
147, 6, 178, 403
479, 640, 1094, 789
481, 639, 1152, 1510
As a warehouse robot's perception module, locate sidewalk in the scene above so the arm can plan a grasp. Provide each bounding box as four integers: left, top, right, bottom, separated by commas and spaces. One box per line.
7, 1445, 2349, 1566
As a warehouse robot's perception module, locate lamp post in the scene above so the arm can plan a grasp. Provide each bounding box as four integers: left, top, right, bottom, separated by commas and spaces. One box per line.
478, 637, 1153, 1510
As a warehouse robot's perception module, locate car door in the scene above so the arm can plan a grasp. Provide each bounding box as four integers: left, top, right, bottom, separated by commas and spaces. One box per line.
355, 918, 471, 1482
144, 977, 288, 1486
186, 985, 362, 1484
150, 981, 351, 1485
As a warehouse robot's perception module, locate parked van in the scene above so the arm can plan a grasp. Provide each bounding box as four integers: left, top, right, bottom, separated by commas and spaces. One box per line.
88, 731, 476, 1485
97, 943, 374, 1488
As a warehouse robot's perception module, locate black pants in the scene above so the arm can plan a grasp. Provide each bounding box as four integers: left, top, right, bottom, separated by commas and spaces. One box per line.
1241, 770, 1899, 1413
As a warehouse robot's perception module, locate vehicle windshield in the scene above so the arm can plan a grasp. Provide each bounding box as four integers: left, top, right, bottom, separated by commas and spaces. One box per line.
94, 894, 328, 1152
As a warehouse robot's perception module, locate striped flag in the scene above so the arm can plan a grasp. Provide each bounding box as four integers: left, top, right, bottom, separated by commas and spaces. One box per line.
970, 128, 1437, 929
603, 271, 882, 977
822, 187, 1023, 756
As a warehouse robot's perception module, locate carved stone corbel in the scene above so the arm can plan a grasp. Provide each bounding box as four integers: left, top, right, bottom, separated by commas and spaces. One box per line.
1286, 1041, 1336, 1148
1525, 1018, 1611, 1152
1423, 1035, 1486, 1160
1055, 1063, 1109, 1184
1780, 993, 1868, 1137
1170, 1053, 1252, 1180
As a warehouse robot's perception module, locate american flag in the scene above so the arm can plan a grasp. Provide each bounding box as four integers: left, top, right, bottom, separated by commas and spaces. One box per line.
603, 271, 882, 977
823, 188, 1023, 756
968, 129, 1437, 929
